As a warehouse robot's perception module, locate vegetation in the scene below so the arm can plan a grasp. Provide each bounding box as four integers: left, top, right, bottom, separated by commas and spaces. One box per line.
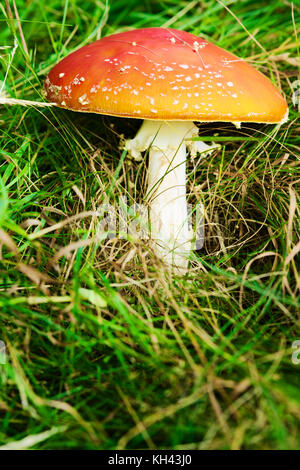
0, 0, 299, 450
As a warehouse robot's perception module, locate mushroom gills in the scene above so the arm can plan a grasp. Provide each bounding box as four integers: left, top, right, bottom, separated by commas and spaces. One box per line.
125, 120, 219, 273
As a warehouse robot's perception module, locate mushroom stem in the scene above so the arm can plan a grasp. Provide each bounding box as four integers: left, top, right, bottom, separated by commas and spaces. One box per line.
146, 122, 192, 272
125, 120, 218, 273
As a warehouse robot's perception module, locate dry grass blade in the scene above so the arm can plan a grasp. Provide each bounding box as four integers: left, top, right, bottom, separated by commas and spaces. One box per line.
0, 227, 19, 257
0, 426, 67, 450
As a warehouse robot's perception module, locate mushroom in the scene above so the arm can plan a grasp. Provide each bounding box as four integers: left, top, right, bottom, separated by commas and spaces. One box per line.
44, 27, 288, 273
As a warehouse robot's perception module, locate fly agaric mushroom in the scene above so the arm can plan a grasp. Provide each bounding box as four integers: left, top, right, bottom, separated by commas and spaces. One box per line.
44, 27, 288, 273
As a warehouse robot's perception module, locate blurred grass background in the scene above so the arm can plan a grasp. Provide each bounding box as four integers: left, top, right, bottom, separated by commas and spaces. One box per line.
0, 0, 299, 450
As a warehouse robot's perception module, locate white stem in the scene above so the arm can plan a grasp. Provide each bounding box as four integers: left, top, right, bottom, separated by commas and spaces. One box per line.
147, 124, 191, 272
125, 120, 219, 274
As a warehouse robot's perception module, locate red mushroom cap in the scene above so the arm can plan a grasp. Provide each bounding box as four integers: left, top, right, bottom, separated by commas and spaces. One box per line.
44, 27, 288, 123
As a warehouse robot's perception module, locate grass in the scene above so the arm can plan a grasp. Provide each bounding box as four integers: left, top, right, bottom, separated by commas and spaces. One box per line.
0, 0, 299, 450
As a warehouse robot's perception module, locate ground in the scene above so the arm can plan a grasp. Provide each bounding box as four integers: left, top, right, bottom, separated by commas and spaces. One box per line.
0, 0, 299, 450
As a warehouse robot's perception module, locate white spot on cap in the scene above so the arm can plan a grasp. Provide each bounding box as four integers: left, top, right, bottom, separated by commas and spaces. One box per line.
146, 96, 155, 105
179, 64, 189, 69
192, 41, 206, 52
59, 73, 65, 78
78, 94, 89, 105
227, 81, 234, 87
170, 37, 176, 43
73, 76, 81, 85
120, 65, 131, 72
164, 66, 173, 72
